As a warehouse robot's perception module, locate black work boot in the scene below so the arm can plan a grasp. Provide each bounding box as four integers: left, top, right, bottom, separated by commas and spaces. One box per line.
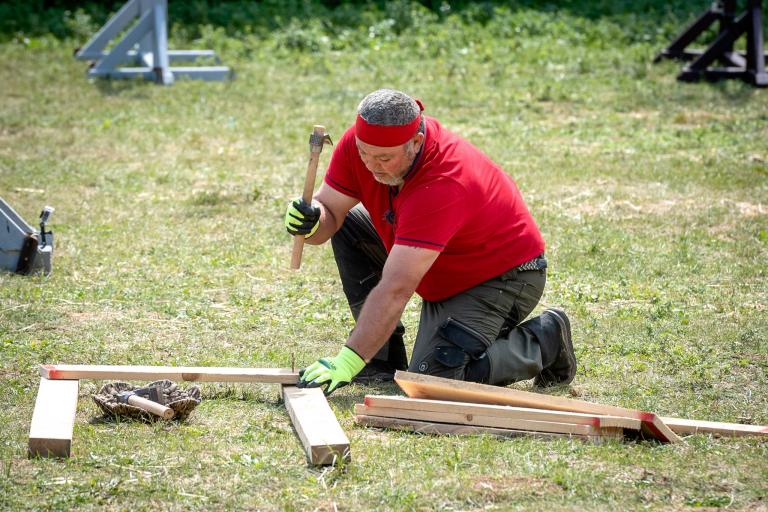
353, 329, 408, 384
352, 360, 399, 384
533, 309, 577, 387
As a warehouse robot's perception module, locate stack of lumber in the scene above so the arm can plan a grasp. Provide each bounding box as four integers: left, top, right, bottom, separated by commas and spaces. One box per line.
354, 371, 768, 443
356, 395, 639, 441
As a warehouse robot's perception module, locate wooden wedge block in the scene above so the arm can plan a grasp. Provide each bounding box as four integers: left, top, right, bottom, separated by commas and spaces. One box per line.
40, 364, 299, 384
363, 395, 642, 431
394, 371, 681, 443
282, 386, 350, 465
355, 403, 597, 436
660, 417, 768, 437
355, 414, 566, 440
28, 378, 79, 458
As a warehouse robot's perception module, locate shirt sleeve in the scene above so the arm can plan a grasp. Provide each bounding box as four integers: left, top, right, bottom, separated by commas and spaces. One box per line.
394, 178, 468, 252
323, 127, 361, 199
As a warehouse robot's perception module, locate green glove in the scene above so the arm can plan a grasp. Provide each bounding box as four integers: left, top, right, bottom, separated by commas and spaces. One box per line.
298, 346, 366, 396
285, 198, 320, 238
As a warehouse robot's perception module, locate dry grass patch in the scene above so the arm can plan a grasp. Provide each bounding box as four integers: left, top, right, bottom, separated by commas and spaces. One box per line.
469, 474, 565, 500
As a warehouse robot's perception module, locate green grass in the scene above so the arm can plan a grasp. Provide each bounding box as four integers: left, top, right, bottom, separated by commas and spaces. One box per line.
1, 2, 767, 510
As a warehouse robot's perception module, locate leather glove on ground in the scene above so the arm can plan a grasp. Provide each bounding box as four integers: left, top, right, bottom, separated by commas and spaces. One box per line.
298, 346, 366, 396
285, 198, 320, 238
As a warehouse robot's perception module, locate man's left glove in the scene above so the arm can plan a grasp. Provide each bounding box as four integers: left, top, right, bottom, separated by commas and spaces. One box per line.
298, 346, 366, 396
285, 198, 320, 238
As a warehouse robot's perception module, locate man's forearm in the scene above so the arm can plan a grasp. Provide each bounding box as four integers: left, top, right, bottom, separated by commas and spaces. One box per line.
345, 282, 412, 361
304, 202, 339, 245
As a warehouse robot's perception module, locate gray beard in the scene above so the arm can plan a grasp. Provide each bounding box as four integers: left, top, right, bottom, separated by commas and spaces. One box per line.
373, 144, 418, 187
374, 174, 404, 187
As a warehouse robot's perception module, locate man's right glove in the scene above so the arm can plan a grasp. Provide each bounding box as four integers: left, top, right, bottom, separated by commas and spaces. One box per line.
285, 198, 320, 238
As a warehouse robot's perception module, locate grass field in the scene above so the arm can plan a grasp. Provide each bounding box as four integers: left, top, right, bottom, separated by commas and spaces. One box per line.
1, 1, 767, 510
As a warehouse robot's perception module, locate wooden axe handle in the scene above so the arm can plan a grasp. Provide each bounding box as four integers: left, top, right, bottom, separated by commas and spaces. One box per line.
127, 395, 175, 419
291, 125, 329, 270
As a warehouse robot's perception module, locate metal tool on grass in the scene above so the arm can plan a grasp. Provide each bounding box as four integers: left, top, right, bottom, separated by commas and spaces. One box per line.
116, 386, 175, 419
290, 125, 332, 270
0, 198, 54, 275
93, 380, 201, 421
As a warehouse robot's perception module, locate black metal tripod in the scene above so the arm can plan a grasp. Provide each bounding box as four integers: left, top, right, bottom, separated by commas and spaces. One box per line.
655, 0, 767, 87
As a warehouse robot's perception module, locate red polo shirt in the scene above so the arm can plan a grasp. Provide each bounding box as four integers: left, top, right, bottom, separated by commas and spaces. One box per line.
324, 116, 545, 301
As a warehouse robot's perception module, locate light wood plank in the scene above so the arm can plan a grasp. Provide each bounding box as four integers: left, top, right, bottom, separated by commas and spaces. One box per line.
355, 403, 597, 436
394, 371, 681, 443
660, 416, 768, 437
363, 395, 641, 430
40, 364, 299, 383
282, 386, 350, 465
355, 414, 567, 439
28, 378, 79, 458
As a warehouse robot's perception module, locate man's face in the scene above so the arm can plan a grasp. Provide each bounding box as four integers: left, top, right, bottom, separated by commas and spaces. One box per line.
355, 134, 423, 187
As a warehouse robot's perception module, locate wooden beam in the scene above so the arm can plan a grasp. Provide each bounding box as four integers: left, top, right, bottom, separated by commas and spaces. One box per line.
28, 378, 79, 458
282, 386, 350, 466
355, 414, 566, 440
355, 403, 599, 436
661, 416, 768, 437
363, 395, 642, 430
394, 371, 681, 443
40, 364, 299, 384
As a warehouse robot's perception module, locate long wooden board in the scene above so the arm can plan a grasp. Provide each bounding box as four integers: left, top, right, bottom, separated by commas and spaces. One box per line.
282, 386, 350, 465
28, 378, 79, 458
40, 364, 299, 384
363, 395, 642, 430
394, 371, 681, 443
355, 414, 566, 440
356, 403, 598, 436
661, 416, 768, 437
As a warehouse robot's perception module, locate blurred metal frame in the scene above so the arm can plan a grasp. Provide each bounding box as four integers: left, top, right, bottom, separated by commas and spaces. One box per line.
74, 0, 232, 85
655, 0, 767, 87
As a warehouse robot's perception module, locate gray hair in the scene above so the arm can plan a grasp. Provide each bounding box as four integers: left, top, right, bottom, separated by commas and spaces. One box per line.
357, 89, 420, 126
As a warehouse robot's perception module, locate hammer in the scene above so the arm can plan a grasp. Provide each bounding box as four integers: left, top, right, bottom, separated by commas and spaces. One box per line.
290, 125, 332, 270
116, 386, 175, 419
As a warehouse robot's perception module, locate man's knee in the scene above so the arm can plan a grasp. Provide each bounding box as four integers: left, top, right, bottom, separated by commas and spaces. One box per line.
410, 317, 490, 380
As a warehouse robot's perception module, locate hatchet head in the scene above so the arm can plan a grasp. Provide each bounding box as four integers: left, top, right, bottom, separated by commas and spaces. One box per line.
116, 385, 163, 404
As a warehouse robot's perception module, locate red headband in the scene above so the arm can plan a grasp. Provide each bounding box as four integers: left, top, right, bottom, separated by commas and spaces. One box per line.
355, 98, 425, 147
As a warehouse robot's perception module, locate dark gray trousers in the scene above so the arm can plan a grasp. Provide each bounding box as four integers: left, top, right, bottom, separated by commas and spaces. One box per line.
331, 205, 559, 385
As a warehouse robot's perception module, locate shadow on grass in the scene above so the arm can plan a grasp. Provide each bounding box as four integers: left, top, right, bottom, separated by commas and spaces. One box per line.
92, 77, 153, 97
330, 381, 403, 411
86, 414, 193, 425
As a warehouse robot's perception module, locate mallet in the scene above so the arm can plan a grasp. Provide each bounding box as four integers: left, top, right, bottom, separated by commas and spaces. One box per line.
290, 125, 332, 270
116, 387, 175, 420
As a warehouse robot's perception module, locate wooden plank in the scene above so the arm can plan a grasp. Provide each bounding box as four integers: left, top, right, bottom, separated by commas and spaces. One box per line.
364, 395, 642, 430
282, 386, 350, 465
355, 414, 567, 440
40, 364, 299, 384
28, 378, 79, 458
394, 371, 681, 443
355, 403, 598, 436
661, 416, 768, 437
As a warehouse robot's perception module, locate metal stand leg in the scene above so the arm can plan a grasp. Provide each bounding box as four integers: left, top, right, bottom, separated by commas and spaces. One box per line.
655, 0, 767, 87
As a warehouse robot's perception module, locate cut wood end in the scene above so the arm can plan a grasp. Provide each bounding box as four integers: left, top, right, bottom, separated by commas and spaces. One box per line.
28, 439, 71, 459
39, 364, 59, 379
311, 445, 351, 466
